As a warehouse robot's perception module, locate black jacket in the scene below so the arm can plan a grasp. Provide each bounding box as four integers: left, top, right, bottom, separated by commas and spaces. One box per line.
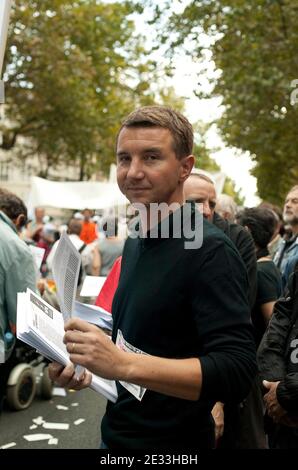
257, 262, 298, 414
213, 212, 257, 309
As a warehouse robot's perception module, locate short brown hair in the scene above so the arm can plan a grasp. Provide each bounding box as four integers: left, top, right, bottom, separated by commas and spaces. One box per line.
0, 188, 27, 221
67, 218, 82, 236
117, 105, 193, 159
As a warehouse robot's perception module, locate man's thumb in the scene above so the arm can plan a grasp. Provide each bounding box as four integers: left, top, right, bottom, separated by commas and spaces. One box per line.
263, 380, 271, 389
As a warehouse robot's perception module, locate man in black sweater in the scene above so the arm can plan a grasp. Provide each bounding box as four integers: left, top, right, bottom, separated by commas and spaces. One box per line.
49, 106, 256, 449
184, 174, 264, 448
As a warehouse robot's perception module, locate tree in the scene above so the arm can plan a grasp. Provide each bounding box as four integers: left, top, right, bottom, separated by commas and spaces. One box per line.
193, 122, 244, 205
159, 0, 298, 205
1, 0, 159, 179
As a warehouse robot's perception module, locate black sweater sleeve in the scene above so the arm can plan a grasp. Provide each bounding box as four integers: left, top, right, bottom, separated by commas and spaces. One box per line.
231, 224, 257, 309
191, 233, 257, 404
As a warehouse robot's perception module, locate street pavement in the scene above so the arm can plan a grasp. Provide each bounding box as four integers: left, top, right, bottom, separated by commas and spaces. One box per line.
0, 387, 107, 449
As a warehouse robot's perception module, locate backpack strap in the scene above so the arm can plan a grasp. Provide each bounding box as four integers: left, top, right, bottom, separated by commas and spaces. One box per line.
78, 243, 87, 254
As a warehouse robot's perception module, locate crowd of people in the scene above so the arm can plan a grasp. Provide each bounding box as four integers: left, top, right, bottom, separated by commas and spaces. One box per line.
0, 105, 298, 449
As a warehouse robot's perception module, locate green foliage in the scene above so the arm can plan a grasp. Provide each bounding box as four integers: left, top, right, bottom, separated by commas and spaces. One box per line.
222, 178, 245, 207
193, 140, 219, 173
193, 122, 243, 204
163, 0, 298, 205
1, 0, 159, 179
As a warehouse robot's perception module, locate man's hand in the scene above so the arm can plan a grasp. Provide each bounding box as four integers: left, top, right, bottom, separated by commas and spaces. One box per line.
48, 362, 92, 390
263, 380, 287, 422
37, 278, 46, 296
63, 318, 126, 380
211, 401, 224, 441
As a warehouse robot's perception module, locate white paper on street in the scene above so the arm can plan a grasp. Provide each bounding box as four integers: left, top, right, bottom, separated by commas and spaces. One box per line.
0, 442, 16, 449
52, 231, 81, 322
32, 416, 45, 426
16, 289, 118, 403
29, 425, 38, 430
80, 276, 107, 297
52, 387, 67, 397
74, 418, 85, 426
23, 434, 53, 442
42, 422, 69, 430
48, 438, 58, 445
56, 405, 69, 410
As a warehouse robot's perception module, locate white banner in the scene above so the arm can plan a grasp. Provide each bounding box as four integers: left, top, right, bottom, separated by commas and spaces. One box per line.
27, 176, 128, 211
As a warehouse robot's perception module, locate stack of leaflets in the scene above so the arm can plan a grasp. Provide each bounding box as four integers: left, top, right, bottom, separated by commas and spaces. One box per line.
17, 289, 117, 402
16, 231, 117, 403
74, 301, 112, 331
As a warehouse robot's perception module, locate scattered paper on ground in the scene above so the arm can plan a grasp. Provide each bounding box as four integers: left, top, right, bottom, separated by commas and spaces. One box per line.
56, 405, 69, 410
74, 418, 85, 425
0, 442, 16, 449
71, 403, 79, 407
23, 434, 53, 442
42, 422, 69, 430
52, 387, 67, 397
48, 438, 58, 445
32, 416, 45, 425
30, 424, 38, 430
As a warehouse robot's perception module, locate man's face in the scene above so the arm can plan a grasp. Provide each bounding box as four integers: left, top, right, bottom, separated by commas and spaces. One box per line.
83, 209, 91, 221
283, 189, 298, 225
184, 176, 217, 222
35, 207, 45, 222
116, 126, 191, 207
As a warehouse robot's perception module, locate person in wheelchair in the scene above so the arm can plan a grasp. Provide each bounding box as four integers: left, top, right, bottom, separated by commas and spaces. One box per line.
0, 189, 37, 413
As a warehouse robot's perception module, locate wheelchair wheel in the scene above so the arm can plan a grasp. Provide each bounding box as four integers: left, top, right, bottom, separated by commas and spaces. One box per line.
40, 365, 53, 399
6, 365, 36, 410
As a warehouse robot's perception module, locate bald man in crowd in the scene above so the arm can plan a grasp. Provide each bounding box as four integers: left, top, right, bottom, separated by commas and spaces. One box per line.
184, 173, 257, 308
216, 194, 238, 222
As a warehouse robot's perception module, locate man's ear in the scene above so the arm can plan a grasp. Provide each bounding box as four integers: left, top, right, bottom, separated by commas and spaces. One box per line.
179, 155, 195, 182
14, 214, 26, 230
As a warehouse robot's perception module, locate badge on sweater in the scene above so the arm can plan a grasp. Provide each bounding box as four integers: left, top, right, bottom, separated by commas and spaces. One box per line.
116, 329, 147, 401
